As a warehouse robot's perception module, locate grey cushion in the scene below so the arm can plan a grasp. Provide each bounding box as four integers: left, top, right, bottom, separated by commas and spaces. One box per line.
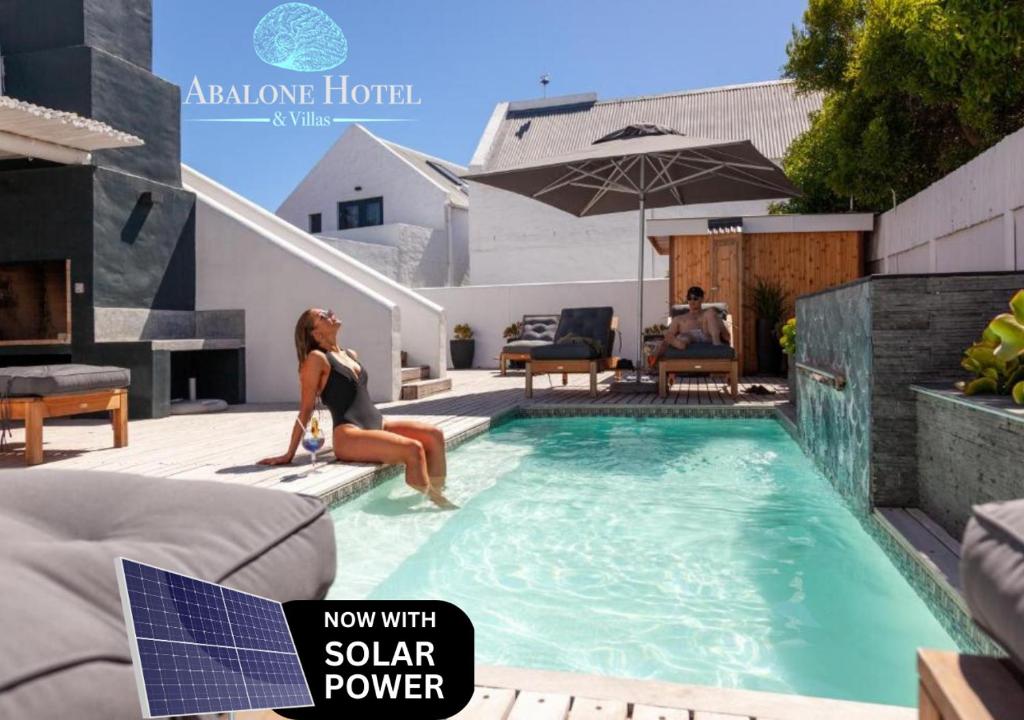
663, 343, 736, 360
531, 342, 602, 360
961, 499, 1024, 673
503, 340, 551, 352
0, 364, 130, 397
0, 470, 336, 719
670, 302, 729, 320
518, 315, 558, 343
531, 307, 614, 361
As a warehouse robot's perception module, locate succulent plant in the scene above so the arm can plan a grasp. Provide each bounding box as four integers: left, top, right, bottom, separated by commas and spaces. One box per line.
453, 323, 474, 341
779, 317, 797, 356
643, 323, 669, 336
958, 289, 1024, 404
502, 321, 522, 340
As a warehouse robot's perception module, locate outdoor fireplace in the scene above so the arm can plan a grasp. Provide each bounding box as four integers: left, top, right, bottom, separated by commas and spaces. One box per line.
0, 0, 245, 418
0, 260, 71, 345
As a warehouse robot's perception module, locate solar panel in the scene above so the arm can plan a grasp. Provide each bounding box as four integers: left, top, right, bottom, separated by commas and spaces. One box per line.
116, 558, 315, 718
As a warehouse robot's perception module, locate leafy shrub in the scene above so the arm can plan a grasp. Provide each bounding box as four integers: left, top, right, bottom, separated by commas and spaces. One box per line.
779, 318, 797, 356
958, 290, 1024, 404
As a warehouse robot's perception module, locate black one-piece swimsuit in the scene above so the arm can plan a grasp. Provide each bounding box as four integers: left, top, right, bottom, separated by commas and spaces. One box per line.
320, 350, 384, 430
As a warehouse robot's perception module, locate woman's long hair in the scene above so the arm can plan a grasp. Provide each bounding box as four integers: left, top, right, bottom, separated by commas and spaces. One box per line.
294, 309, 320, 368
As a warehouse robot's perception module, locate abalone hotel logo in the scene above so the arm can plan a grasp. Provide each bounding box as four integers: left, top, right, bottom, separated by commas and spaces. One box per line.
185, 2, 419, 128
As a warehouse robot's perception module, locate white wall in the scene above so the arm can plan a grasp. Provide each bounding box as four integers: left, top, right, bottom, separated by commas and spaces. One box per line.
318, 235, 401, 281
871, 125, 1024, 274
450, 206, 469, 285
469, 182, 776, 284
184, 164, 447, 382
277, 124, 449, 236
321, 223, 446, 287
193, 193, 400, 404
419, 278, 670, 369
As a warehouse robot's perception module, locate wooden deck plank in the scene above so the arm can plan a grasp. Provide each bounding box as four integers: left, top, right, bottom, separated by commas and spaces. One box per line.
475, 665, 913, 720
567, 696, 628, 720
876, 508, 962, 591
631, 705, 689, 720
507, 691, 572, 720
907, 508, 962, 557
450, 686, 518, 720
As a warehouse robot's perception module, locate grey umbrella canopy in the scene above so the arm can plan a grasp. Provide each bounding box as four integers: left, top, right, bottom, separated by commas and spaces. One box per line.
464, 124, 799, 384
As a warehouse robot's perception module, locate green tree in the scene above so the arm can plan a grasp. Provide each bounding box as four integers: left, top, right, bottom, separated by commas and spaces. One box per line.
776, 0, 1024, 213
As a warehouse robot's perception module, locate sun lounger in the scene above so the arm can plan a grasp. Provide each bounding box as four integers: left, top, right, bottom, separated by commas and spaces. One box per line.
0, 364, 131, 465
526, 307, 618, 398
656, 303, 738, 399
500, 314, 558, 375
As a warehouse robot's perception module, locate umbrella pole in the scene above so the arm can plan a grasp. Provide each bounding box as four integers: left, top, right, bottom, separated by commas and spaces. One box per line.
636, 194, 646, 385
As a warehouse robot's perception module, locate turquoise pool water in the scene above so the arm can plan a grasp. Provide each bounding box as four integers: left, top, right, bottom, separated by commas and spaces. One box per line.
328, 416, 957, 707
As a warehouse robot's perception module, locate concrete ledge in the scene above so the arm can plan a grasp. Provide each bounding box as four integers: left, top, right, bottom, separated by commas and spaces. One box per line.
911, 384, 1024, 539
94, 307, 245, 342
149, 338, 244, 351
911, 385, 1024, 425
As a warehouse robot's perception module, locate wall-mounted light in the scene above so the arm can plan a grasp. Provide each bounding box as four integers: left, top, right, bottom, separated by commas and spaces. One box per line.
354, 185, 362, 192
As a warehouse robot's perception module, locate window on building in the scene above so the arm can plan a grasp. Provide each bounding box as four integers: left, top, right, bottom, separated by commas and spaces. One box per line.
338, 197, 383, 230
308, 213, 322, 234
427, 160, 469, 196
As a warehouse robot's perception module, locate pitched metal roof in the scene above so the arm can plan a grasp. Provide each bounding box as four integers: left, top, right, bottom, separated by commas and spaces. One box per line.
383, 139, 469, 209
472, 80, 822, 172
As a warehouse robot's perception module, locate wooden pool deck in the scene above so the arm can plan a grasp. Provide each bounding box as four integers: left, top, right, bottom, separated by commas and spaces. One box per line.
2, 370, 926, 720
236, 665, 914, 720
1, 369, 789, 506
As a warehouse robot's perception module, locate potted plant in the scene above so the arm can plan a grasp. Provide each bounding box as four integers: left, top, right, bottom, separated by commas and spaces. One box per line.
780, 317, 797, 405
502, 321, 523, 341
643, 322, 669, 340
749, 277, 788, 376
450, 323, 475, 369
957, 289, 1024, 404
501, 321, 525, 369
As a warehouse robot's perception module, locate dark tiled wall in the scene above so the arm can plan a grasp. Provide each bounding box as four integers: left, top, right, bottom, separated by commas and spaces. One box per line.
797, 278, 873, 509
798, 272, 1024, 510
915, 391, 1024, 537
869, 273, 1024, 505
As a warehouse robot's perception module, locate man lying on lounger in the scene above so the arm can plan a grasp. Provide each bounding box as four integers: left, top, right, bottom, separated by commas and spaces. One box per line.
647, 286, 731, 367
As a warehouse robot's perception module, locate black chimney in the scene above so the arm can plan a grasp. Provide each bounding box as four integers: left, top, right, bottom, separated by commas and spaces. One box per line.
0, 0, 240, 418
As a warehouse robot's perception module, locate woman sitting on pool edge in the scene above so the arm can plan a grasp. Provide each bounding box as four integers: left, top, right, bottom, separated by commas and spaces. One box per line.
259, 308, 455, 508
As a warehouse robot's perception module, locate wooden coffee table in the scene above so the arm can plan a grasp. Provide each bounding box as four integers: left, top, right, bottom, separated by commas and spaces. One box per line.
5, 388, 128, 465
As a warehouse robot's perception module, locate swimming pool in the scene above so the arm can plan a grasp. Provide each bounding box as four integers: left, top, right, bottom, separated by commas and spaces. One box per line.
328, 416, 957, 707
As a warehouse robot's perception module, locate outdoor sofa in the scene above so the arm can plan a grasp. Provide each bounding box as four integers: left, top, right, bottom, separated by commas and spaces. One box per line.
0, 364, 130, 465
917, 498, 1024, 718
655, 303, 738, 399
525, 306, 618, 398
0, 469, 336, 719
500, 314, 558, 375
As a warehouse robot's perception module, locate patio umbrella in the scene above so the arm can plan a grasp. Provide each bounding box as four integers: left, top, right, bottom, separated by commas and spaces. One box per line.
464, 123, 799, 384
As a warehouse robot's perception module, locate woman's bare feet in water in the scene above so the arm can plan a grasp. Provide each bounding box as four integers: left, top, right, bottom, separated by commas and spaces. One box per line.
408, 479, 458, 509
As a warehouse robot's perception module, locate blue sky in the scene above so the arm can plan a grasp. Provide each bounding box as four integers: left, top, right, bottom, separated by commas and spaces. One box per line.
154, 0, 808, 211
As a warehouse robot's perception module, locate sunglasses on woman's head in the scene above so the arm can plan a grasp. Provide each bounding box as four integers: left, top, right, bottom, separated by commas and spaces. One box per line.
317, 309, 336, 320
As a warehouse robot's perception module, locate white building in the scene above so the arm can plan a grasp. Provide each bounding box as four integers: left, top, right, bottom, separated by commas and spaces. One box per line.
466, 80, 823, 284
277, 124, 470, 287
